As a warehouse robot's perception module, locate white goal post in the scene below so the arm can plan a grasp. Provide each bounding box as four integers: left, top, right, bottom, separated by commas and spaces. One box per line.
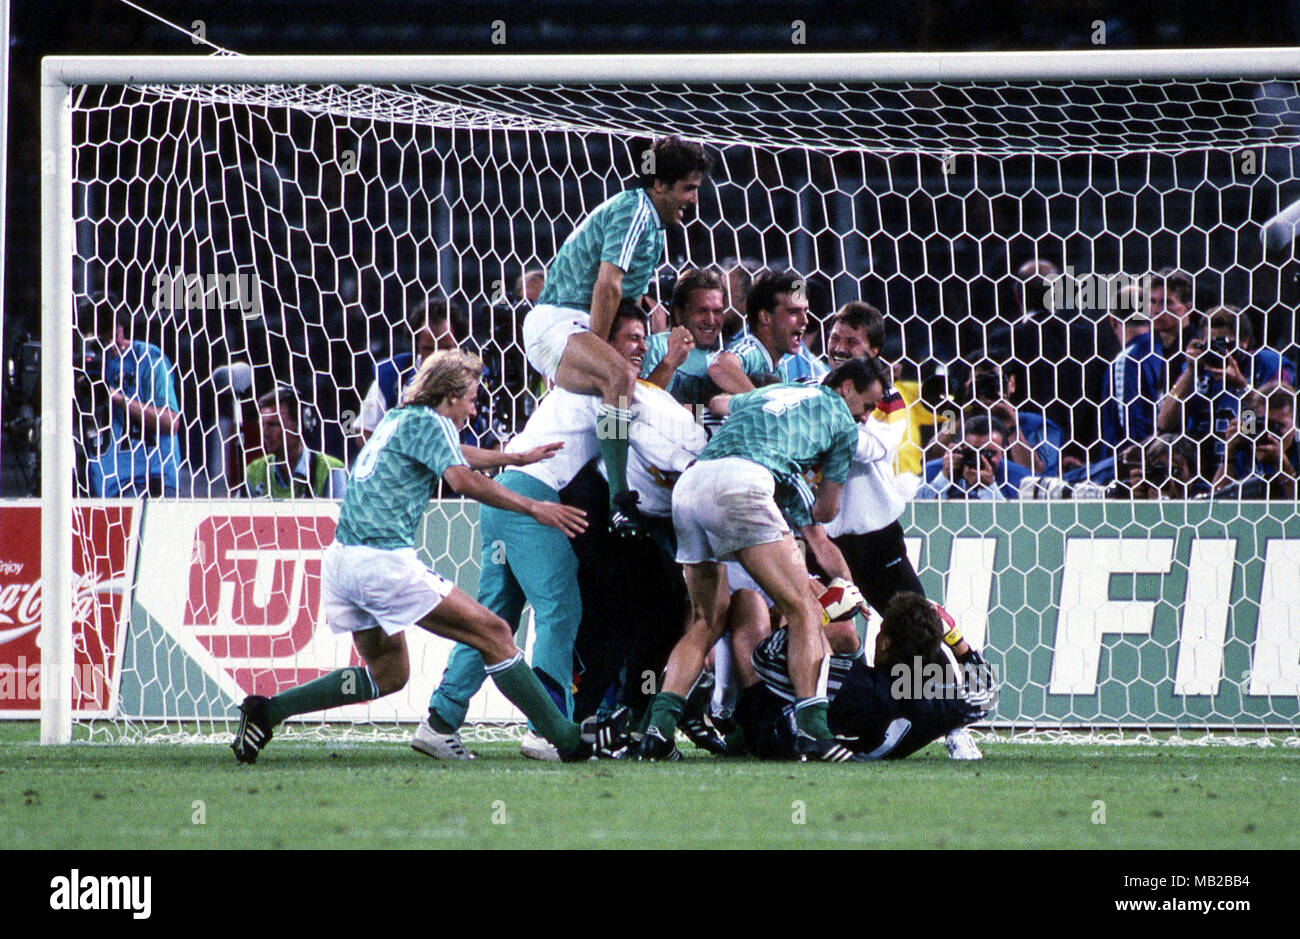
39, 50, 1300, 745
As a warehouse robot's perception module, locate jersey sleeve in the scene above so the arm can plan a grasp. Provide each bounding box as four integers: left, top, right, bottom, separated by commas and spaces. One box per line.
599, 193, 651, 273
398, 411, 469, 479
819, 417, 858, 485
640, 332, 668, 379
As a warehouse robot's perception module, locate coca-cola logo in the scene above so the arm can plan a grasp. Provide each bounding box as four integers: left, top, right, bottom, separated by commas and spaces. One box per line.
0, 580, 40, 644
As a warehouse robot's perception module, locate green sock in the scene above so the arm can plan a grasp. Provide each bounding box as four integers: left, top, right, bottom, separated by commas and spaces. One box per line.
794, 697, 832, 739
267, 667, 380, 726
487, 654, 581, 753
647, 691, 687, 738
596, 402, 633, 503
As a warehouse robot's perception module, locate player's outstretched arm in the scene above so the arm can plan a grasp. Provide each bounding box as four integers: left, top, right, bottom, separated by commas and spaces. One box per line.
800, 522, 853, 583
460, 441, 564, 470
442, 464, 587, 537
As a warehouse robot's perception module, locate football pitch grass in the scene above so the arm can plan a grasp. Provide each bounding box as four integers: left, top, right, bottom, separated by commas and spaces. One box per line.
2, 722, 1297, 850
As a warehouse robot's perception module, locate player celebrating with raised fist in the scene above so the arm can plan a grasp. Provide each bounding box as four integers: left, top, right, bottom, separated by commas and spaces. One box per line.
231, 350, 628, 764
523, 135, 713, 536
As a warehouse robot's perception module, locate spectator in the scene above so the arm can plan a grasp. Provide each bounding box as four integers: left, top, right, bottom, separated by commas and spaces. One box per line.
917, 414, 1031, 500
79, 293, 182, 498
514, 268, 546, 307
243, 386, 347, 499
1156, 305, 1296, 480
356, 295, 503, 448
964, 358, 1064, 476
1112, 434, 1204, 500
1100, 282, 1157, 456
1212, 382, 1299, 499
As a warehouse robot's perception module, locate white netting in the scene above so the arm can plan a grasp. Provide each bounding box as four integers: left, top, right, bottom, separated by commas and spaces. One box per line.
56, 67, 1300, 744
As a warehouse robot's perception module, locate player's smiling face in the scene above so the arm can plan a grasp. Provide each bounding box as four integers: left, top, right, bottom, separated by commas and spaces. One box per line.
652, 172, 704, 226
768, 292, 809, 356
681, 288, 725, 348
611, 317, 648, 371
827, 322, 874, 366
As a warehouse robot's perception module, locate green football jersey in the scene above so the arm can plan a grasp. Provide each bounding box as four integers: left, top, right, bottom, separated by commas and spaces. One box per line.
335, 406, 468, 549
699, 383, 858, 528
538, 188, 665, 311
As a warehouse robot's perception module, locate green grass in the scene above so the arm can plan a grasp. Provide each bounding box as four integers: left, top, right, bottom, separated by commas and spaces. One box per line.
2, 722, 1297, 849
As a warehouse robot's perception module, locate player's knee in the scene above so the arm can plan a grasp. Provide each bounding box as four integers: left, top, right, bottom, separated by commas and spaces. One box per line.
480, 614, 518, 662
372, 658, 410, 695
825, 620, 860, 656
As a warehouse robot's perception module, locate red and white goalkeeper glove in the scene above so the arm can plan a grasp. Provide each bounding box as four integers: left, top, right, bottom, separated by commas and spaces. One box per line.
818, 577, 866, 624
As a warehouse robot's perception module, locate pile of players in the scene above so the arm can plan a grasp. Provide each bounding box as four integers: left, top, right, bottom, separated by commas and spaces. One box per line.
231, 135, 997, 766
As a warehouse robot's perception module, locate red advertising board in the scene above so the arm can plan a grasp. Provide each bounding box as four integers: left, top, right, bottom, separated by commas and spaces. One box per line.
0, 502, 137, 716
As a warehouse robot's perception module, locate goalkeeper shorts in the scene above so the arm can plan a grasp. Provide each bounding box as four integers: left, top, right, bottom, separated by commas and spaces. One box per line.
672, 458, 789, 564
322, 543, 455, 636
522, 303, 590, 379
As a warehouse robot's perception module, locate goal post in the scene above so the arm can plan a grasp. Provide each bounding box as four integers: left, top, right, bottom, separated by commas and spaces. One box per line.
38, 50, 1300, 746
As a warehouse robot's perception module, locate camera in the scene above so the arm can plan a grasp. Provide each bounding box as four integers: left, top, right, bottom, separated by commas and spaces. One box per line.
959, 444, 979, 471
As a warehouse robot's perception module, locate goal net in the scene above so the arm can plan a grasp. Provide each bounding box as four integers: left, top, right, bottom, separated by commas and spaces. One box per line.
35, 52, 1300, 745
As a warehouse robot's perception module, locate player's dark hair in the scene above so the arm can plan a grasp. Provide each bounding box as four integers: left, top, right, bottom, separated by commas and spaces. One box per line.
832, 301, 885, 352
824, 354, 890, 394
876, 592, 945, 672
670, 268, 724, 322
746, 270, 806, 333
638, 135, 714, 189
612, 299, 649, 338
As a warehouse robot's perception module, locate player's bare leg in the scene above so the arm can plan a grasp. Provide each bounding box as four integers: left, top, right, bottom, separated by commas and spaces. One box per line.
638, 561, 730, 759
735, 536, 838, 748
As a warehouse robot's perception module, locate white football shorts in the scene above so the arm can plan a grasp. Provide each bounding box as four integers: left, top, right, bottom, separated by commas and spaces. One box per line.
321, 543, 455, 636
673, 457, 790, 564
521, 303, 590, 379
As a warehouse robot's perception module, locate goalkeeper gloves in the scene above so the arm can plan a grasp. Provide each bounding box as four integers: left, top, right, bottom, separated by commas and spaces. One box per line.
818, 577, 866, 624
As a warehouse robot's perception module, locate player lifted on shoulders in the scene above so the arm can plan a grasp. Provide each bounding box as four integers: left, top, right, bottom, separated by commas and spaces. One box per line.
523, 136, 713, 536
230, 350, 629, 764
636, 358, 881, 762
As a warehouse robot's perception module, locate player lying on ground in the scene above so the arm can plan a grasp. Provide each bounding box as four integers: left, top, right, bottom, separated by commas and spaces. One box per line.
523, 135, 713, 535
231, 350, 629, 764
732, 592, 997, 761
817, 350, 982, 759
636, 358, 879, 762
416, 308, 707, 760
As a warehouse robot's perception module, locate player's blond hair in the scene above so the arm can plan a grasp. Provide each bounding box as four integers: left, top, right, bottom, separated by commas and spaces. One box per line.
402, 349, 482, 409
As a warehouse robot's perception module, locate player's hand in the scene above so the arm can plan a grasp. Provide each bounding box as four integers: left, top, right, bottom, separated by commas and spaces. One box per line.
1221, 354, 1247, 391
666, 325, 695, 367
818, 577, 866, 624
530, 501, 588, 538
512, 441, 564, 466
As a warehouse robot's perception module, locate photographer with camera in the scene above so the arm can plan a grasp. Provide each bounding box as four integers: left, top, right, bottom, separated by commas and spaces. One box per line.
1211, 382, 1299, 500
1111, 434, 1202, 500
916, 414, 1032, 500
963, 358, 1065, 476
1156, 305, 1295, 482
78, 293, 182, 498
242, 386, 347, 500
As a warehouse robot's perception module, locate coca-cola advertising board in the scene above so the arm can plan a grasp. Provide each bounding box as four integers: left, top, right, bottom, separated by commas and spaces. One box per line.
0, 501, 138, 717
